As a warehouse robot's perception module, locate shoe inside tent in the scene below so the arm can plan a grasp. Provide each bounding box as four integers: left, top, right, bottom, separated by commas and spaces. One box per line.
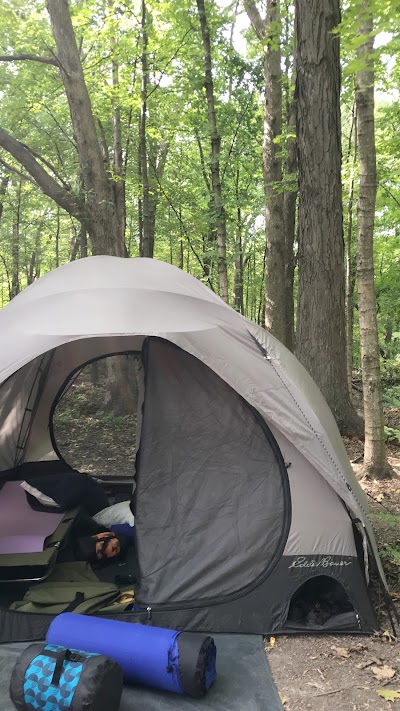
0, 256, 388, 642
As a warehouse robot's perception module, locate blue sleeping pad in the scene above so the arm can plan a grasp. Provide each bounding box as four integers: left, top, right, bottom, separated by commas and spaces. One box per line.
47, 613, 216, 698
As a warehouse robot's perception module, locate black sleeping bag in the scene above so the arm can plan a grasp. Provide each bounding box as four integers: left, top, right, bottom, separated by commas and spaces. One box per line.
24, 473, 109, 515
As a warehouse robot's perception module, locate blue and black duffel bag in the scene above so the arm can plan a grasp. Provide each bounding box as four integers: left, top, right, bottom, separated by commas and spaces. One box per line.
9, 643, 123, 711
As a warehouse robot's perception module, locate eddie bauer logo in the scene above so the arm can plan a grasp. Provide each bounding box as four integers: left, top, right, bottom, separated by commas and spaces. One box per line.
288, 556, 352, 569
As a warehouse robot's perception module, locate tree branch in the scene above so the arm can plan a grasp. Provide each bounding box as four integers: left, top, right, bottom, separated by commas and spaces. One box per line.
195, 132, 211, 193
0, 156, 36, 186
146, 26, 194, 99
0, 53, 58, 66
0, 126, 84, 221
378, 182, 400, 210
221, 94, 253, 182
97, 118, 110, 171
20, 143, 72, 191
0, 254, 11, 301
155, 140, 169, 179
149, 161, 215, 291
243, 0, 266, 40
0, 173, 10, 222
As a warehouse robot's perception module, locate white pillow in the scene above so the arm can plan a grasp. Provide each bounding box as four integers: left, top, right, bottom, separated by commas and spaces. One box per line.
93, 501, 134, 527
20, 481, 60, 508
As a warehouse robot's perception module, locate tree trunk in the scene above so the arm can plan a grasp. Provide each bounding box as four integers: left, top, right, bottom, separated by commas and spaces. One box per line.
244, 0, 287, 343
27, 223, 42, 285
234, 167, 244, 313
148, 139, 169, 251
80, 224, 88, 258
282, 6, 297, 352
105, 355, 138, 416
11, 179, 22, 299
55, 206, 60, 268
355, 10, 388, 477
345, 103, 357, 395
295, 0, 361, 434
109, 0, 127, 256
139, 0, 152, 258
283, 91, 297, 351
138, 116, 144, 255
195, 133, 215, 280
0, 172, 9, 222
196, 0, 229, 303
262, 0, 286, 341
47, 0, 123, 256
178, 206, 184, 270
69, 230, 80, 262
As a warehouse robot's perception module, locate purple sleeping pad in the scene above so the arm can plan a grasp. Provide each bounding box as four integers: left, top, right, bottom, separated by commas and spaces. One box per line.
0, 481, 64, 554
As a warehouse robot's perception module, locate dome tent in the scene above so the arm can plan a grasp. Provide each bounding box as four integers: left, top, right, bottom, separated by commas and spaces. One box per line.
0, 256, 386, 641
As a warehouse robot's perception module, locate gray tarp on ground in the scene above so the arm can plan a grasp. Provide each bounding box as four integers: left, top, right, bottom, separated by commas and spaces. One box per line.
0, 634, 283, 711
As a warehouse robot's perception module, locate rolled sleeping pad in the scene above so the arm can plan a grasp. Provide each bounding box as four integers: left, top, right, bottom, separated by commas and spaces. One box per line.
9, 643, 123, 711
47, 613, 216, 698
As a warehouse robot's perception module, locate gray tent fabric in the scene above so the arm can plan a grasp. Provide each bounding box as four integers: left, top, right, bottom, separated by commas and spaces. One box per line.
135, 339, 290, 604
0, 256, 388, 632
0, 635, 283, 711
0, 354, 51, 471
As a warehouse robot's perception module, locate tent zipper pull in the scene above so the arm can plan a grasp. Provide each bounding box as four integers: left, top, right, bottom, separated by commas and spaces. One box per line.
147, 606, 152, 620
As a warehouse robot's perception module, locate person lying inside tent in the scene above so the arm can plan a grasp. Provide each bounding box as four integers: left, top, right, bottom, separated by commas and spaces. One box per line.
0, 468, 135, 594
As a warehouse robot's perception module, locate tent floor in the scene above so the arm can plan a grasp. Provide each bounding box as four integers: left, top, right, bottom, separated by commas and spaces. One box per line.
0, 634, 283, 710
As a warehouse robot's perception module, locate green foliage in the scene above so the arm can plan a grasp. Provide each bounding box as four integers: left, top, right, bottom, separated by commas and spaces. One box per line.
369, 513, 400, 572
369, 512, 400, 528
384, 426, 400, 445
383, 386, 400, 408
0, 0, 398, 349
380, 544, 400, 567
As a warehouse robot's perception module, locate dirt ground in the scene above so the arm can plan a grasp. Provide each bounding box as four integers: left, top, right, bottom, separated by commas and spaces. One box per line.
55, 380, 400, 709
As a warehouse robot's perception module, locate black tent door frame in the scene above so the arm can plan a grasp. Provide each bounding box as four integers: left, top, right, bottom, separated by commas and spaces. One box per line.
47, 337, 291, 610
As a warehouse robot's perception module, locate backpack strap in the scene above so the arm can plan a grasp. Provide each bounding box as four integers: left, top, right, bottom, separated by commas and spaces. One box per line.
64, 591, 85, 612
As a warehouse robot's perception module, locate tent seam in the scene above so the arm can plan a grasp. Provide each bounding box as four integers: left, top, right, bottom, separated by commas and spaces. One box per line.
249, 334, 368, 521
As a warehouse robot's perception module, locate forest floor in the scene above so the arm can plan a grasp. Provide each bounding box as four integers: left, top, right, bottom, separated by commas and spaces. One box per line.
55, 384, 400, 710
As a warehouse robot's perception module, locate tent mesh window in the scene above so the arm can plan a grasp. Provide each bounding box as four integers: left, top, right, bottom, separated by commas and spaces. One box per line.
285, 575, 356, 629
52, 353, 141, 480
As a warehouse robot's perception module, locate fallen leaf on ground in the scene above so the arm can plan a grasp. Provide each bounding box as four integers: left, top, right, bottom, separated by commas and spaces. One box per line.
264, 636, 276, 652
332, 646, 350, 658
377, 689, 400, 702
371, 665, 396, 681
375, 493, 385, 502
383, 630, 397, 642
278, 691, 287, 705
